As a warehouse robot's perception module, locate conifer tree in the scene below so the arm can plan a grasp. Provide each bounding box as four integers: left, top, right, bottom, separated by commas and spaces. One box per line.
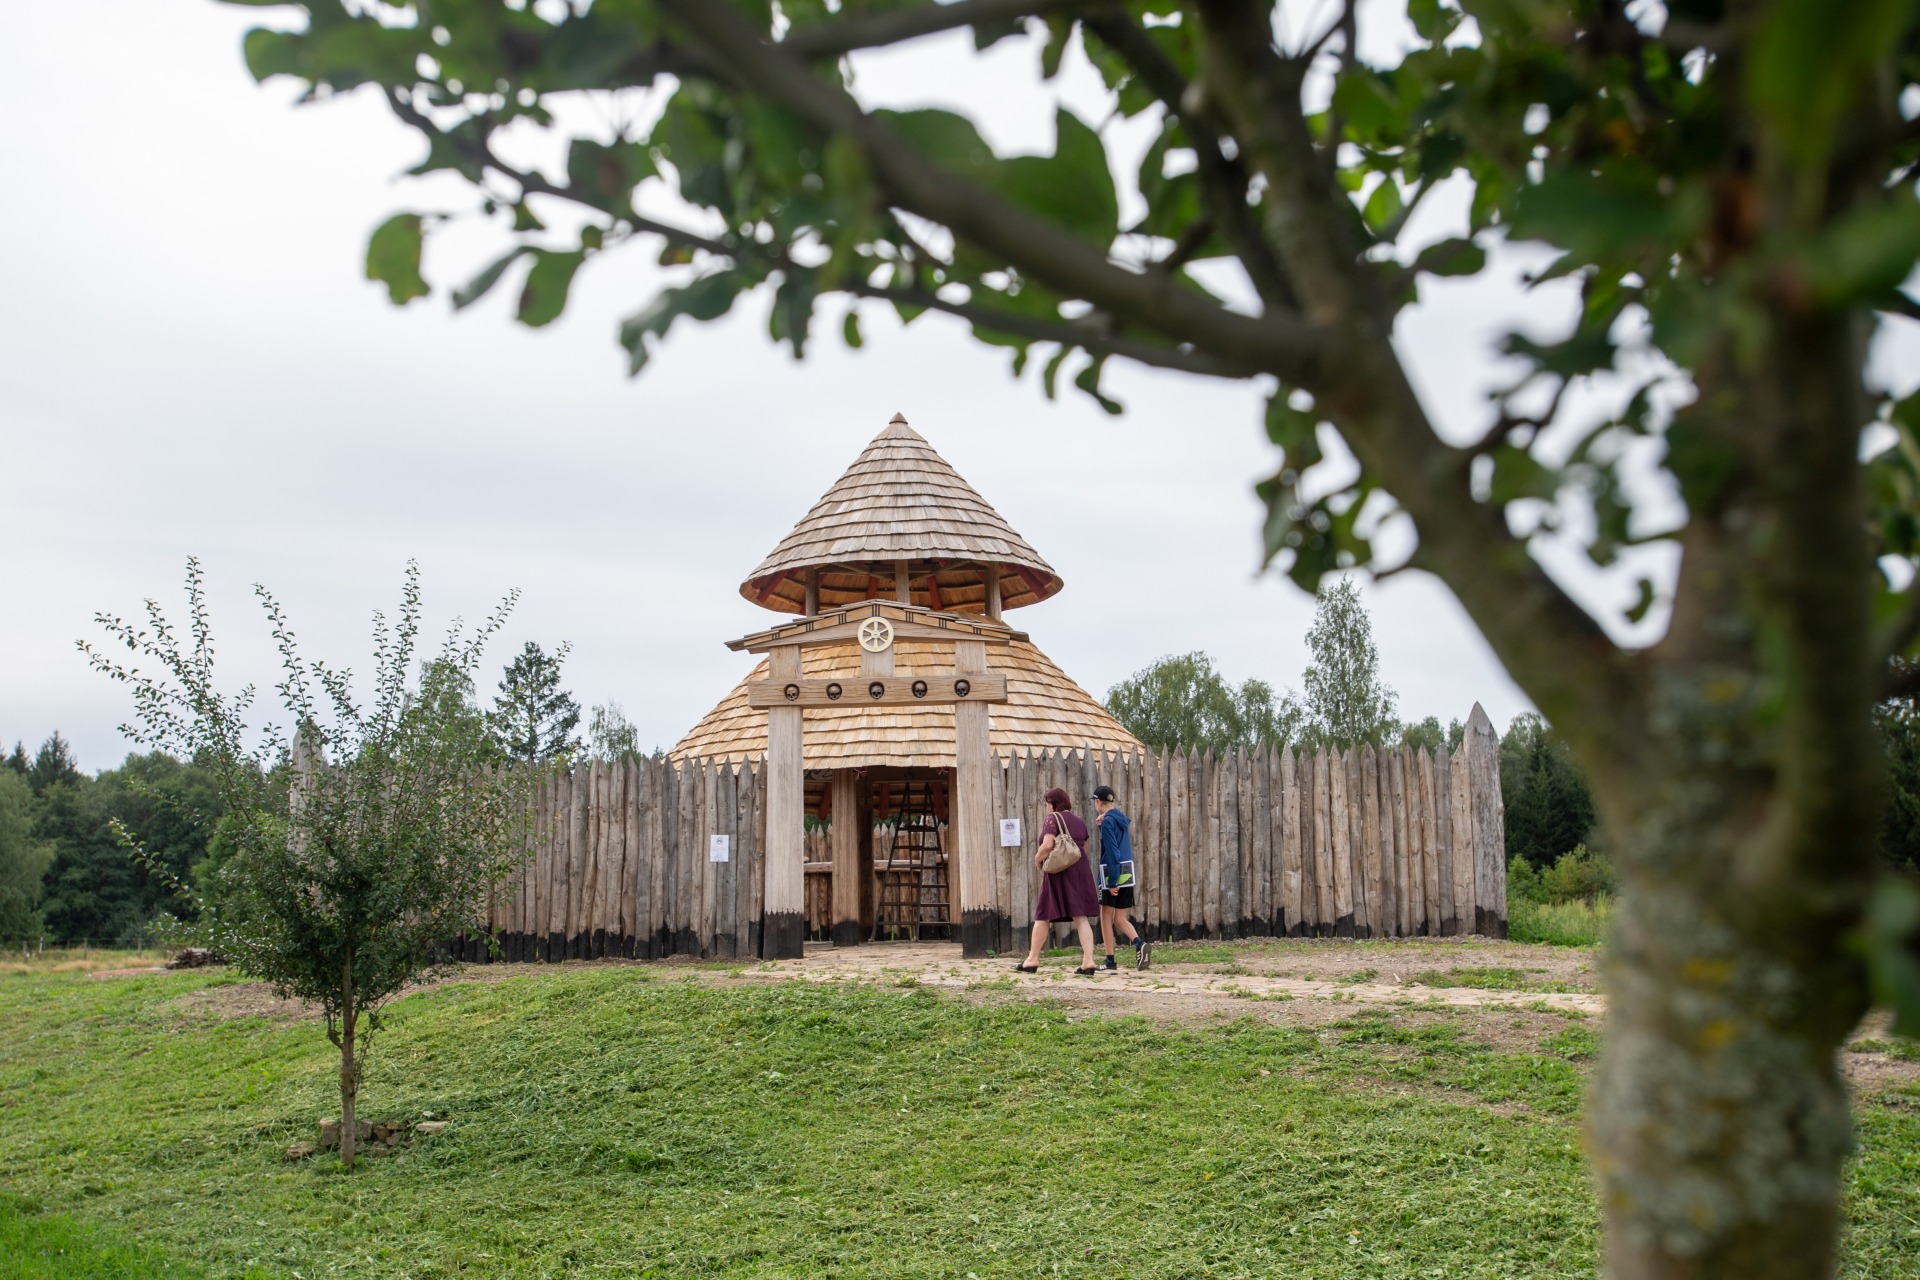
490, 642, 580, 767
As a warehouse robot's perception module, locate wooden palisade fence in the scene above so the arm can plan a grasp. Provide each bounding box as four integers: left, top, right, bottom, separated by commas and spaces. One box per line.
477, 708, 1505, 961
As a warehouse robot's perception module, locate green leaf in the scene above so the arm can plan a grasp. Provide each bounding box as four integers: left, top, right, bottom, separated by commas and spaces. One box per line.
516, 249, 585, 328
769, 268, 819, 357
452, 247, 534, 312
842, 309, 864, 350
1041, 347, 1069, 400
1074, 357, 1124, 415
880, 109, 997, 183
1510, 169, 1705, 263
1265, 388, 1325, 473
1363, 177, 1405, 236
1406, 0, 1462, 42
1625, 578, 1657, 625
1748, 0, 1913, 173
618, 271, 746, 375
1797, 198, 1920, 306
1412, 237, 1486, 277
1331, 68, 1408, 139
566, 139, 657, 216
365, 214, 429, 306
1487, 444, 1558, 505
241, 28, 303, 82
1039, 16, 1077, 79
995, 108, 1118, 247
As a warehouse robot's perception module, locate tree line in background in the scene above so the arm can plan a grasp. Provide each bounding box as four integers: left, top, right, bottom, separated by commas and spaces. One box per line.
0, 639, 650, 946
16, 581, 1920, 947
1106, 578, 1920, 888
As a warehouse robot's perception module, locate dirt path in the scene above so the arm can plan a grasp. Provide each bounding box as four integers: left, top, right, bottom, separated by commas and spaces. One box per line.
743, 939, 1610, 1015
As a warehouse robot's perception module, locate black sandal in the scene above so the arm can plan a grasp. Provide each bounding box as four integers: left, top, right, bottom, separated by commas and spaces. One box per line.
1014, 962, 1039, 973
1074, 966, 1100, 976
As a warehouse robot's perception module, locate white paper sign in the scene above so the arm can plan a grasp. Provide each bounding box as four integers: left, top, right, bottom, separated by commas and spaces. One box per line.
998, 817, 1023, 848
709, 834, 731, 863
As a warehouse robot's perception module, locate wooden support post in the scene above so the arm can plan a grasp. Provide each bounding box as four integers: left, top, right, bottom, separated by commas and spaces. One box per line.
985, 564, 1002, 620
954, 639, 999, 958
894, 559, 912, 604
830, 769, 861, 947
1466, 703, 1507, 937
763, 645, 806, 959
803, 568, 819, 617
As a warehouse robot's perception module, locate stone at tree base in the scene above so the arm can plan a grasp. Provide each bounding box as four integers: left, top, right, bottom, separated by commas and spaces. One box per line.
415, 1121, 450, 1136
283, 1141, 316, 1161
318, 1119, 373, 1150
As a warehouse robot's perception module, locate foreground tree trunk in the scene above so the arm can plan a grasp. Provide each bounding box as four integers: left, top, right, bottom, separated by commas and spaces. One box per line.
1581, 311, 1881, 1276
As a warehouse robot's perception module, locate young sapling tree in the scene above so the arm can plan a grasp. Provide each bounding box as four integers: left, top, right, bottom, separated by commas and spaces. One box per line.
83, 560, 529, 1167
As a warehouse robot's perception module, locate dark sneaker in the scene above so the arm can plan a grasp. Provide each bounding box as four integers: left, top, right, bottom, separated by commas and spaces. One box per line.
1135, 937, 1151, 970
1102, 956, 1118, 972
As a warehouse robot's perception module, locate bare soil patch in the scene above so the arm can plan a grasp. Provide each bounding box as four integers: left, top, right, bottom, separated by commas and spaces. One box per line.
152, 939, 1608, 1026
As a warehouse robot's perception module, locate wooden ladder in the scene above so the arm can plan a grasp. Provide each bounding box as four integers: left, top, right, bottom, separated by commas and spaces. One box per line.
873, 780, 949, 940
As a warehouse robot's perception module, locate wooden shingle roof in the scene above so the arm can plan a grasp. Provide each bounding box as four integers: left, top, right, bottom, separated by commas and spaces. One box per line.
671, 638, 1141, 769
739, 415, 1064, 614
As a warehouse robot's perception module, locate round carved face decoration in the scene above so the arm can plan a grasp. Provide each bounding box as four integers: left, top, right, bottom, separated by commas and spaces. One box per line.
857, 617, 895, 653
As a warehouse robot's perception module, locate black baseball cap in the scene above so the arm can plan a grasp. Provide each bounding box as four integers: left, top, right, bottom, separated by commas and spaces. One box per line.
1091, 785, 1116, 803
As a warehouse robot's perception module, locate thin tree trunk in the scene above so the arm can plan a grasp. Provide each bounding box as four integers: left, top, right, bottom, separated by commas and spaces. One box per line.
339, 957, 357, 1169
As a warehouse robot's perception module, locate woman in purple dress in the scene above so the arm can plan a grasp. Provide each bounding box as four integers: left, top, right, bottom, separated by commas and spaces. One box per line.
1015, 788, 1101, 975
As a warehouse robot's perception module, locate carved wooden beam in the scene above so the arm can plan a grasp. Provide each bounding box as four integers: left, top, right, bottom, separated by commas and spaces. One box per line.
746, 672, 1010, 708
727, 600, 1025, 653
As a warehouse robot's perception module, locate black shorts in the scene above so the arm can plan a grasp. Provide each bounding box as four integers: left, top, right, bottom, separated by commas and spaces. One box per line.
1100, 887, 1135, 910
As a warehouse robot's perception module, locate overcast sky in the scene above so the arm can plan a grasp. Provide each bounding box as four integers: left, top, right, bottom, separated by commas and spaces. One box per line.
13, 2, 1902, 773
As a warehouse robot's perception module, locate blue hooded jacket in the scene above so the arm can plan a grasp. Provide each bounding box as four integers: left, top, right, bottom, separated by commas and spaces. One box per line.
1097, 808, 1135, 891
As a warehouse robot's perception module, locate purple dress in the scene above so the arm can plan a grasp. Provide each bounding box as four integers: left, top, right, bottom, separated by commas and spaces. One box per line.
1033, 811, 1100, 921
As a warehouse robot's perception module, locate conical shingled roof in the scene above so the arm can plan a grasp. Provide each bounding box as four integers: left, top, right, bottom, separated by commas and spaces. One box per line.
739, 415, 1064, 614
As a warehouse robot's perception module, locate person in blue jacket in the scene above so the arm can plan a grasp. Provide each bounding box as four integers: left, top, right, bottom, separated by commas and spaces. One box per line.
1091, 785, 1149, 971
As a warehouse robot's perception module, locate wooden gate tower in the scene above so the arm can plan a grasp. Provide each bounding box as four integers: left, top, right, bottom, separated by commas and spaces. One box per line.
674, 414, 1144, 959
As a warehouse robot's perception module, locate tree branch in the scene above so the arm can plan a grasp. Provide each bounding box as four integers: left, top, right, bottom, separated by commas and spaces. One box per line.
1189, 0, 1648, 753
779, 0, 1109, 59
1080, 11, 1296, 310
1876, 288, 1920, 323
384, 89, 733, 259
849, 282, 1257, 379
655, 0, 1336, 384
1465, 376, 1572, 454
576, 0, 1116, 88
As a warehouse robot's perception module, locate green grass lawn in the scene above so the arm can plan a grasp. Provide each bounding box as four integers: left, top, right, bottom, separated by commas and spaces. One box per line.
0, 960, 1914, 1278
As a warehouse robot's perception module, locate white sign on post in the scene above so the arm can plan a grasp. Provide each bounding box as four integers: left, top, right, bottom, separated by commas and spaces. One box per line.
998, 817, 1023, 848
709, 834, 731, 863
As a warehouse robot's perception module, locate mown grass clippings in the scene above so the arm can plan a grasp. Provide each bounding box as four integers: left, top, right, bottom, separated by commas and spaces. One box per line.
0, 1197, 270, 1280
0, 947, 176, 978
1411, 966, 1584, 994
0, 958, 1913, 1279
